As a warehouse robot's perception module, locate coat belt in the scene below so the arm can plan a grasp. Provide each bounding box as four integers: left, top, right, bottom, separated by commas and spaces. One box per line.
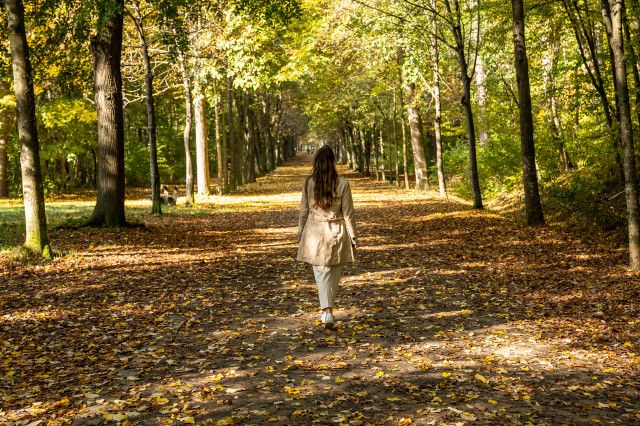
309, 213, 344, 222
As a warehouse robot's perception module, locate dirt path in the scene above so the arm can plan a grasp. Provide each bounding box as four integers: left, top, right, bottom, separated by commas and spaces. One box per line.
1, 154, 639, 425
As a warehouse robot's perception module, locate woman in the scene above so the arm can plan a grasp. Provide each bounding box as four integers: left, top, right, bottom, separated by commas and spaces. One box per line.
297, 145, 357, 329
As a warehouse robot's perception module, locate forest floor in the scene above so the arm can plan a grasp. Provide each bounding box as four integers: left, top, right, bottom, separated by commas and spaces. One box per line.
1, 154, 640, 425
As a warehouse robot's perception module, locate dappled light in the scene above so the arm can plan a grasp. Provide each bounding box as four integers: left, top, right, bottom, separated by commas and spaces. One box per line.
2, 154, 639, 424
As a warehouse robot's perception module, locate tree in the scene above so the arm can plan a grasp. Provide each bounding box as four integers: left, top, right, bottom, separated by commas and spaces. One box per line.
443, 0, 483, 209
129, 0, 161, 215
177, 47, 195, 205
430, 0, 446, 197
606, 0, 640, 269
4, 0, 52, 257
89, 0, 127, 227
511, 0, 544, 225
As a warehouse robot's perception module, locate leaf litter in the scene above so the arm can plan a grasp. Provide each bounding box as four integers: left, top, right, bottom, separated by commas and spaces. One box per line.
1, 155, 639, 425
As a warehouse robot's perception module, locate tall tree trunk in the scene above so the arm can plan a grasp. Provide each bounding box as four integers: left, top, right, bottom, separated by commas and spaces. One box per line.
360, 127, 370, 176
194, 81, 210, 196
400, 92, 410, 190
512, 0, 545, 225
431, 4, 447, 197
89, 0, 126, 226
379, 126, 386, 181
608, 0, 640, 269
5, 0, 51, 256
373, 127, 380, 180
227, 78, 238, 191
392, 93, 400, 187
214, 84, 226, 194
403, 83, 429, 189
133, 2, 161, 215
543, 28, 573, 171
0, 134, 7, 198
476, 56, 488, 146
178, 50, 194, 204
58, 156, 67, 191
444, 0, 483, 208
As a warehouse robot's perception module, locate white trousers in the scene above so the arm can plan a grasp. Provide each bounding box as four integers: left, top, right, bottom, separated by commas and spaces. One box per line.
312, 264, 344, 309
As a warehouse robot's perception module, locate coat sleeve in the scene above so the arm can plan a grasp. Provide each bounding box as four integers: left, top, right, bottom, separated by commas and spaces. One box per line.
342, 180, 357, 246
297, 179, 309, 242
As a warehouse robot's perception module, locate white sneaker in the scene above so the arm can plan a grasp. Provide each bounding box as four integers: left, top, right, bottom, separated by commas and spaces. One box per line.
323, 311, 335, 329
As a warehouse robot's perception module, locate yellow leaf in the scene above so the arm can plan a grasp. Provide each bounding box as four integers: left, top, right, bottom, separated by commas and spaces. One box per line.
215, 416, 234, 426
335, 377, 345, 383
293, 409, 304, 415
180, 417, 195, 424
375, 371, 384, 377
474, 374, 488, 383
624, 341, 633, 347
441, 372, 452, 378
462, 412, 477, 421
398, 418, 413, 426
104, 413, 127, 422
284, 386, 300, 395
211, 373, 223, 382
488, 399, 497, 404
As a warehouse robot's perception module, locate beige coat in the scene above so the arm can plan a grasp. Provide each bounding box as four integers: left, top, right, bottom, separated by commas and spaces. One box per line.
297, 176, 357, 266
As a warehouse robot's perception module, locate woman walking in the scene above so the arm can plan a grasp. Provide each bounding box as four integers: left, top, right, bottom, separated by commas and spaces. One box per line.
297, 145, 357, 329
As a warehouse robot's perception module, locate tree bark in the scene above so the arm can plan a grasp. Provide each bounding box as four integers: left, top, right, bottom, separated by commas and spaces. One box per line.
5, 0, 51, 256
403, 83, 429, 189
194, 81, 210, 196
133, 2, 161, 215
227, 78, 238, 191
512, 0, 545, 225
431, 4, 447, 197
400, 92, 410, 190
0, 113, 13, 197
608, 0, 640, 269
444, 0, 483, 208
89, 0, 126, 226
178, 50, 194, 204
214, 84, 226, 194
379, 126, 386, 181
392, 92, 400, 186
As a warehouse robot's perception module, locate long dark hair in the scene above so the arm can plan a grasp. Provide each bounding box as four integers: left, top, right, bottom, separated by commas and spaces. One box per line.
311, 145, 338, 210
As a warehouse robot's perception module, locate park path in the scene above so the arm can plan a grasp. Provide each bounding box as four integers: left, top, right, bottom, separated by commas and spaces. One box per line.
1, 154, 639, 425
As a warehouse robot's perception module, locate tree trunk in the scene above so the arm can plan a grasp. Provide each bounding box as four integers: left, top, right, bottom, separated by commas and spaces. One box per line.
133, 3, 161, 215
89, 0, 126, 226
372, 127, 380, 180
0, 128, 8, 197
359, 127, 370, 176
379, 126, 386, 181
178, 50, 194, 204
214, 84, 226, 194
194, 81, 210, 196
5, 0, 51, 256
444, 0, 483, 208
403, 83, 429, 189
431, 5, 447, 197
393, 93, 400, 187
608, 0, 640, 269
512, 0, 545, 225
227, 78, 238, 191
476, 56, 488, 146
400, 93, 410, 190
